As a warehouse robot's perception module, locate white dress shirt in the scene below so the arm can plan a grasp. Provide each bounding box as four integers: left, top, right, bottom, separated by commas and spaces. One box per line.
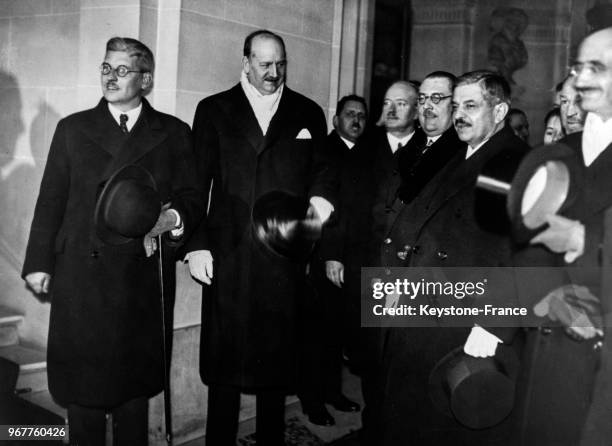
582, 112, 612, 166
387, 131, 415, 153
108, 102, 142, 132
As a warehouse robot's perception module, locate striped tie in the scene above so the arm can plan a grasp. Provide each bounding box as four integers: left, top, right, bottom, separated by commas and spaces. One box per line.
119, 114, 129, 134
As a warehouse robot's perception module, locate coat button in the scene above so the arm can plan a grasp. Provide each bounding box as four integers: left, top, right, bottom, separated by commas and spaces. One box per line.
383, 238, 392, 245
91, 250, 99, 258
540, 327, 552, 335
397, 251, 408, 260
594, 340, 603, 351
437, 250, 448, 260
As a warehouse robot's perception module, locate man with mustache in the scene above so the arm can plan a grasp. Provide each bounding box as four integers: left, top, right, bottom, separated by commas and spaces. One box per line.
559, 74, 587, 135
397, 71, 461, 204
298, 95, 367, 426
514, 27, 612, 446
22, 37, 203, 445
184, 30, 336, 445
375, 70, 529, 445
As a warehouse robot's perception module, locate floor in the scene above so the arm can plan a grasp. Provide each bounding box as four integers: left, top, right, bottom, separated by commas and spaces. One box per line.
183, 367, 363, 446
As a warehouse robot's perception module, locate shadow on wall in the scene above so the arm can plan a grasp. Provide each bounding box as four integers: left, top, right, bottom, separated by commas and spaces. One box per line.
0, 70, 61, 304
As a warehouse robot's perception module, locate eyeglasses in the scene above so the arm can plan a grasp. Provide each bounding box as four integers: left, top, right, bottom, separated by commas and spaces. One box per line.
568, 61, 607, 77
100, 62, 144, 78
417, 93, 452, 105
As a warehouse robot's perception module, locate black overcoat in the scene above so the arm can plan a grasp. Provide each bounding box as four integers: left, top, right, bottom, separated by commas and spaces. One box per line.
376, 125, 529, 445
22, 99, 203, 408
187, 84, 336, 389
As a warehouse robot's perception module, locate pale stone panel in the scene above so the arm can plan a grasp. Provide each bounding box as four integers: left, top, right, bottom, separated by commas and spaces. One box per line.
284, 35, 332, 114
175, 90, 204, 126
301, 0, 334, 42
0, 0, 54, 17
80, 0, 140, 8
178, 10, 245, 96
182, 0, 225, 19
10, 14, 79, 87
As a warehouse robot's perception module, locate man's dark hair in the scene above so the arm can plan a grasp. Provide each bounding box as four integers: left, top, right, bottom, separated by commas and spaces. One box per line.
424, 71, 457, 90
544, 107, 561, 125
243, 30, 286, 58
336, 94, 368, 117
106, 37, 155, 74
506, 108, 527, 124
456, 70, 512, 106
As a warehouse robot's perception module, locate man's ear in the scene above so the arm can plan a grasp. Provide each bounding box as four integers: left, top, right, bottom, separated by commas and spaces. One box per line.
142, 72, 153, 91
332, 115, 339, 129
494, 102, 509, 124
242, 56, 250, 74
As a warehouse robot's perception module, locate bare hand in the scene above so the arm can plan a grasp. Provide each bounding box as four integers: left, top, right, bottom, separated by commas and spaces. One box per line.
530, 214, 584, 261
143, 234, 158, 257
147, 203, 178, 238
187, 250, 214, 285
25, 272, 52, 294
325, 260, 344, 287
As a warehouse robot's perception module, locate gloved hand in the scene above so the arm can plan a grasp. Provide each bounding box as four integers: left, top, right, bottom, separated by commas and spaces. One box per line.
530, 214, 585, 262
464, 325, 502, 358
325, 260, 344, 287
534, 284, 603, 340
25, 272, 52, 294
186, 250, 214, 285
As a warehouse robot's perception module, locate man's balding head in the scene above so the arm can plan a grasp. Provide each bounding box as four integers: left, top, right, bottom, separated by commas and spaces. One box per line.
574, 27, 612, 120
381, 81, 418, 137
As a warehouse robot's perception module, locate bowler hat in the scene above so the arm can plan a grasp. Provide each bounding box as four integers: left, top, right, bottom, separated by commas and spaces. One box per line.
507, 143, 583, 244
252, 190, 322, 261
429, 345, 519, 429
94, 164, 160, 245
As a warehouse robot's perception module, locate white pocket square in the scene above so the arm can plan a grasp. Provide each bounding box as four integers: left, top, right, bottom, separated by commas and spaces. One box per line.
296, 128, 312, 139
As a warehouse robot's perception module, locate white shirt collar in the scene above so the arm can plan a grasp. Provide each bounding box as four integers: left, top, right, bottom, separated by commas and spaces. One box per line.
240, 70, 284, 135
582, 112, 612, 166
107, 102, 142, 132
339, 135, 355, 149
387, 130, 415, 153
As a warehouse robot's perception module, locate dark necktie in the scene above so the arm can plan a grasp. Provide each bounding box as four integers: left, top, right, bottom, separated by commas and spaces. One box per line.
422, 138, 434, 154
119, 114, 129, 134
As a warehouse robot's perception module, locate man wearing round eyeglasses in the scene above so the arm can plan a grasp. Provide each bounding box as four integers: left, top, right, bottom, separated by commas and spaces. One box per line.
397, 71, 461, 204
22, 37, 203, 445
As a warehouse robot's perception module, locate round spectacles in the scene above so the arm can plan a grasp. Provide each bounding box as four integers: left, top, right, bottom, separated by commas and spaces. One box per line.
418, 94, 452, 105
100, 63, 145, 78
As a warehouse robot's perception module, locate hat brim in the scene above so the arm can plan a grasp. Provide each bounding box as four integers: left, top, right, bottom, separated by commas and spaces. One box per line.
252, 190, 322, 261
94, 164, 158, 245
507, 143, 583, 244
429, 345, 519, 429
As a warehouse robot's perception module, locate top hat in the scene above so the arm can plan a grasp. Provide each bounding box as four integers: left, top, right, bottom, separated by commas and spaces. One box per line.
94, 164, 161, 245
252, 190, 322, 261
429, 345, 520, 429
507, 143, 583, 244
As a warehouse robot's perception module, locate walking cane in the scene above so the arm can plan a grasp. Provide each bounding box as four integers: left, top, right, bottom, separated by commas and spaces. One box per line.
157, 234, 173, 445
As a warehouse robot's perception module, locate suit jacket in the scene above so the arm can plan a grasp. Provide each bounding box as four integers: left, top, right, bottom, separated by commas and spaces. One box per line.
186, 83, 336, 389
375, 125, 529, 445
397, 126, 461, 204
22, 98, 203, 408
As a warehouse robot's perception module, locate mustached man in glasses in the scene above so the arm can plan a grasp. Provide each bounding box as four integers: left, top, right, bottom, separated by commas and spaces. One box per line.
22, 37, 203, 445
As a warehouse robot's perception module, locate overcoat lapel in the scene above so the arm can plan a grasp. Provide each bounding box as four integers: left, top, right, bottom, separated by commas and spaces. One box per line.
82, 99, 126, 159
99, 98, 168, 181
262, 87, 296, 153
218, 84, 265, 153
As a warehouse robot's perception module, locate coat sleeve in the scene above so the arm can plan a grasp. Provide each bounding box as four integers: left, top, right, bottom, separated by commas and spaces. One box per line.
307, 105, 339, 208
164, 120, 206, 248
183, 99, 218, 252
22, 120, 71, 277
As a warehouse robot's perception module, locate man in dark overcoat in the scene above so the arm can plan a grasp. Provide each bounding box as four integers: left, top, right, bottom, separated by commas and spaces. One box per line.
375, 71, 529, 446
396, 71, 461, 205
22, 37, 203, 445
514, 27, 612, 446
185, 30, 336, 445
